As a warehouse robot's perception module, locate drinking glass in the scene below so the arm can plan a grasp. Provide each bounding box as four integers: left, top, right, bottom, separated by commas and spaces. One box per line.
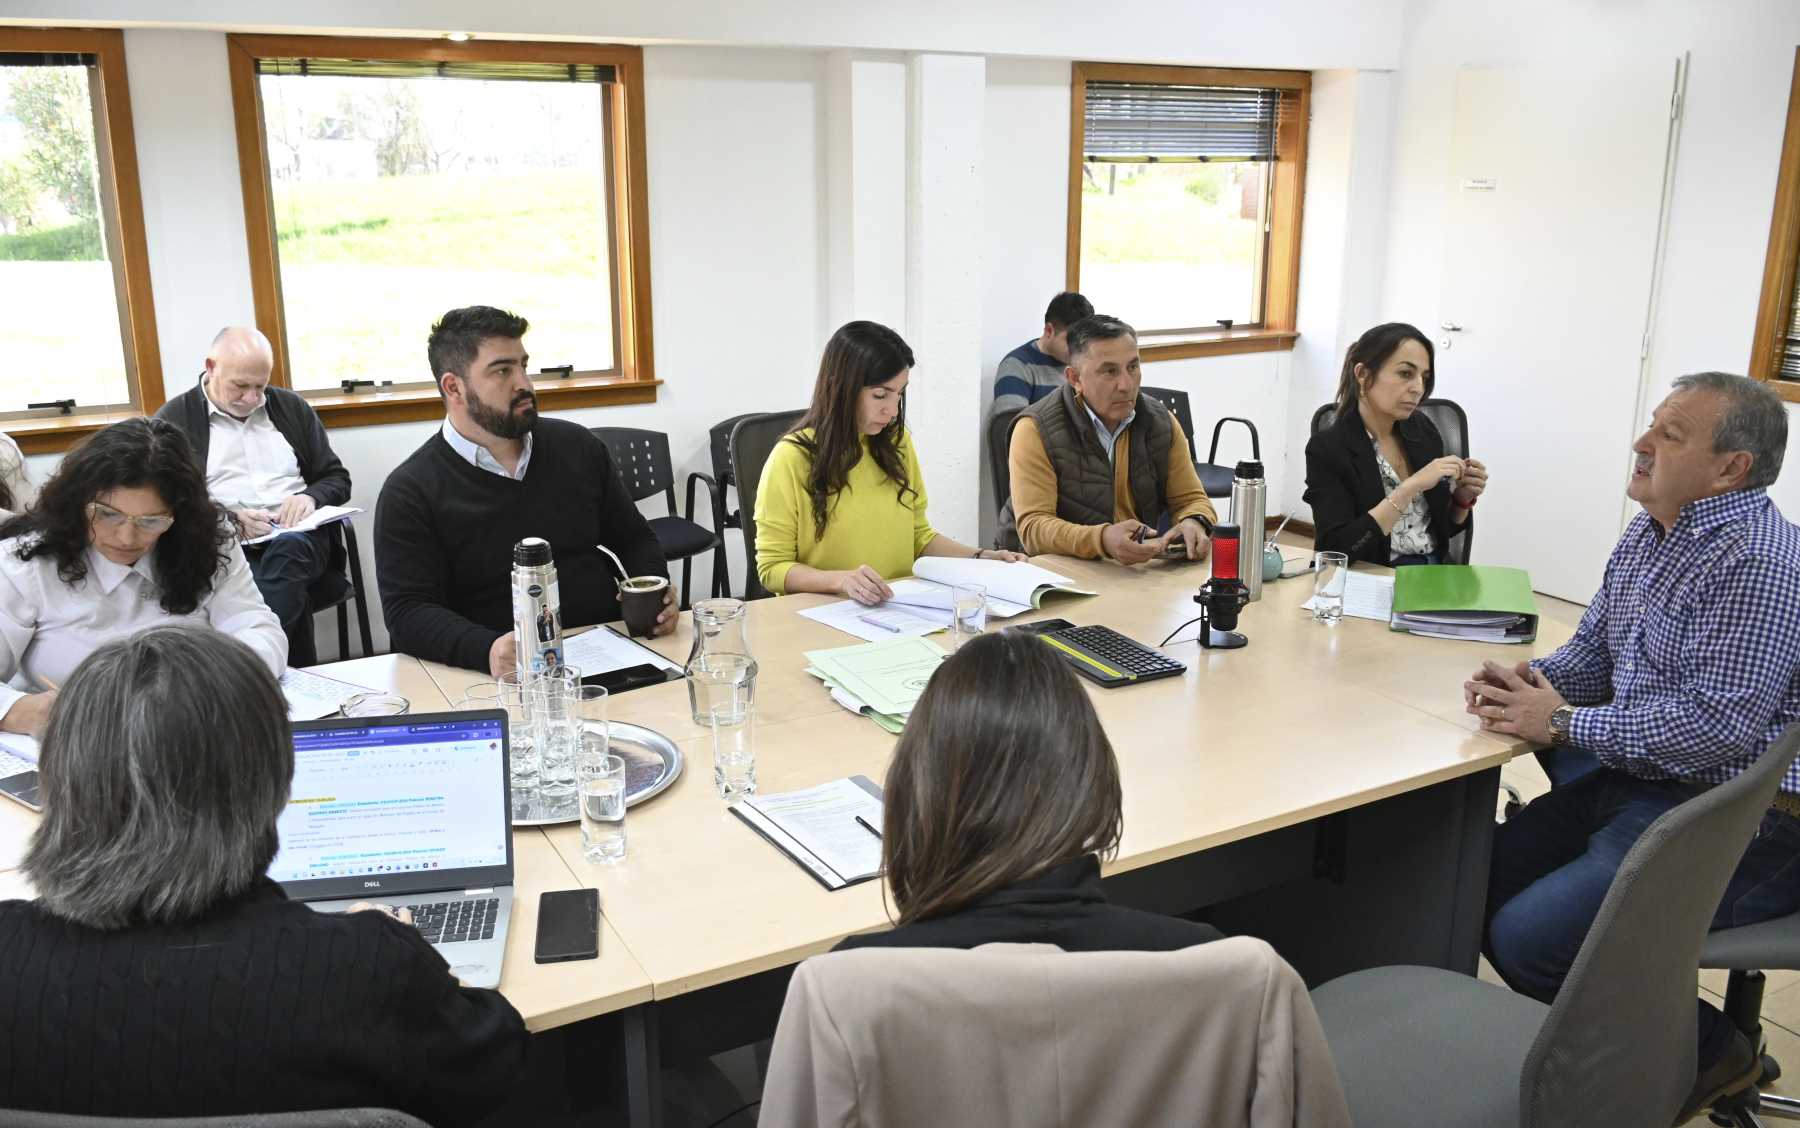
580, 752, 628, 863
950, 583, 987, 650
534, 665, 583, 799
467, 678, 538, 791
1313, 551, 1349, 624
690, 658, 758, 800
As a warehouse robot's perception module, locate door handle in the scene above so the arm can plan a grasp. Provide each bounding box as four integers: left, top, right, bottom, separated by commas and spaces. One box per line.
1440, 322, 1464, 332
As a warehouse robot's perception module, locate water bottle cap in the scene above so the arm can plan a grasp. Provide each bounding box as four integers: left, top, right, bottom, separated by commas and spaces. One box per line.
1234, 460, 1265, 480
513, 537, 553, 565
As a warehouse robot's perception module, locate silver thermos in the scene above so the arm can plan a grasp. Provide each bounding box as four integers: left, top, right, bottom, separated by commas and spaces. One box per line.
1229, 460, 1266, 602
511, 537, 564, 677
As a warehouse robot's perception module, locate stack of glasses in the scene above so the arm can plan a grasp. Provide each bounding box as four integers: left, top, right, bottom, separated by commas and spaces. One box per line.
458, 667, 625, 863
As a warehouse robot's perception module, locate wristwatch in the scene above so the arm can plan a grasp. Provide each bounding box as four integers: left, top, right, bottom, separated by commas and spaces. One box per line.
1549, 704, 1576, 746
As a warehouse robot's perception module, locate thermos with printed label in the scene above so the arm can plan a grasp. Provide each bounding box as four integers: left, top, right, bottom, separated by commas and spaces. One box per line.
512, 537, 563, 677
1228, 459, 1267, 602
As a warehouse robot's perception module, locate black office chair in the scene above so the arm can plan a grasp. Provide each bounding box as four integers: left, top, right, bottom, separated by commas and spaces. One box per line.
689, 412, 768, 600
1700, 910, 1800, 1125
728, 410, 806, 601
590, 427, 722, 610
1139, 385, 1198, 451
986, 407, 1021, 519
306, 522, 374, 661
1310, 397, 1473, 566
1195, 417, 1261, 499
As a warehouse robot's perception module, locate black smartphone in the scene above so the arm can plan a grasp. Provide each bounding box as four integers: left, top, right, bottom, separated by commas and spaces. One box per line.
534, 889, 600, 964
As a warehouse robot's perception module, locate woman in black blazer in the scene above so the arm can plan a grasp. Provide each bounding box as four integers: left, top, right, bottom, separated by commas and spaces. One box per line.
836, 630, 1221, 954
1304, 323, 1489, 566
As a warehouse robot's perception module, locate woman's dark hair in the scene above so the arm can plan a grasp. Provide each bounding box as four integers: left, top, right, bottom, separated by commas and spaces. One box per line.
0, 417, 233, 615
1333, 322, 1436, 415
883, 629, 1124, 926
791, 321, 917, 538
24, 626, 293, 929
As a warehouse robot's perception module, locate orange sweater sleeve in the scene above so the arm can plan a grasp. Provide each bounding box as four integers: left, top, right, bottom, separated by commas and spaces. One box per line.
1165, 425, 1220, 529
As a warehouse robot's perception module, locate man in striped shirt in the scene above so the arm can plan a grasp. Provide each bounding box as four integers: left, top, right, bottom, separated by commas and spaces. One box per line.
989, 292, 1094, 416
1470, 372, 1800, 1118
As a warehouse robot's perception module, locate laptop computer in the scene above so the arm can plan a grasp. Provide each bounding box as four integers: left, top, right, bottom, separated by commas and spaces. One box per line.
269, 709, 515, 989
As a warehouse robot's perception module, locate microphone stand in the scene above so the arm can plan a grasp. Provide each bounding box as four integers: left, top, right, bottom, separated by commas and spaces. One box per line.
1196, 577, 1249, 650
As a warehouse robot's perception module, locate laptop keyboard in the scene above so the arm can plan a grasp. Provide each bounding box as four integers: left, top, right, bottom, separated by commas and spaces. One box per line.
411, 897, 500, 944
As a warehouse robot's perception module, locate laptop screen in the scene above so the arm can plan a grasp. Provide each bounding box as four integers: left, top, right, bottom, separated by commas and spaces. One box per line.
270, 712, 512, 898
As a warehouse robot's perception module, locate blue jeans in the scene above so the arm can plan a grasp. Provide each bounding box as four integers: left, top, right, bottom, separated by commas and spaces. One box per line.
1486, 768, 1800, 1067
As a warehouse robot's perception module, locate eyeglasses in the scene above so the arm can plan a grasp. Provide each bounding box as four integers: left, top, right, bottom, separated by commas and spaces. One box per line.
87, 502, 175, 534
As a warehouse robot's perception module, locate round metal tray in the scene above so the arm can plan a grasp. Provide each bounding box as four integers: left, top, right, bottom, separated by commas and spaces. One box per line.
510, 721, 684, 826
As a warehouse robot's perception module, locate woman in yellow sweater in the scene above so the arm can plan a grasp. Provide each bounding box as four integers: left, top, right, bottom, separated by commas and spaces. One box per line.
756, 321, 1026, 604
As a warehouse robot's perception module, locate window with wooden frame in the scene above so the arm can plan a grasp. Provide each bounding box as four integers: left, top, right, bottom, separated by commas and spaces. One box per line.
226, 35, 657, 427
1750, 47, 1800, 404
1067, 63, 1309, 362
0, 28, 162, 454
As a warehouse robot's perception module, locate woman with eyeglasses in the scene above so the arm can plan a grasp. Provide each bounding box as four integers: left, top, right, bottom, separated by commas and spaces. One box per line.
0, 417, 284, 735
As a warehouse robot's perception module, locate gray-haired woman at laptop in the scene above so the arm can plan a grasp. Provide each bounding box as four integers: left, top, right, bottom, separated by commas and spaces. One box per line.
0, 626, 527, 1124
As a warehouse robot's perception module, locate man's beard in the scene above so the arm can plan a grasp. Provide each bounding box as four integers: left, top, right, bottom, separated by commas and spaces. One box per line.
468, 388, 538, 439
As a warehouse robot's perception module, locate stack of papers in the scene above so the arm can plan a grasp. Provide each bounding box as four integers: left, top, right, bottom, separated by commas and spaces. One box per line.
803, 636, 948, 732
242, 505, 362, 546
800, 559, 1095, 643
1301, 572, 1396, 622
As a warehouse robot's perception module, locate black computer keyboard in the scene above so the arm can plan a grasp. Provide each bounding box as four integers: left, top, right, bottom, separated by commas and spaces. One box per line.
1033, 624, 1187, 687
412, 897, 499, 944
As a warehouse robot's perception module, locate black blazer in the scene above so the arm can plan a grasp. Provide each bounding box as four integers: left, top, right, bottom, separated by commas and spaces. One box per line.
0, 879, 527, 1125
157, 376, 353, 509
833, 855, 1223, 954
1303, 405, 1466, 566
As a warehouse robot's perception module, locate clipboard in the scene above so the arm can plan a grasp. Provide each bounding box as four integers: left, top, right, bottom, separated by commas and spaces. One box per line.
730, 776, 886, 891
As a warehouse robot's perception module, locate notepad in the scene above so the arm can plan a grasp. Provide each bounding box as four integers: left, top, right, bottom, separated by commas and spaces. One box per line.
241, 505, 362, 546
730, 776, 885, 890
911, 557, 1095, 614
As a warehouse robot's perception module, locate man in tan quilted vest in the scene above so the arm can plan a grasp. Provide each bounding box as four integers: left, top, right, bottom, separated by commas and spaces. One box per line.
998, 315, 1216, 564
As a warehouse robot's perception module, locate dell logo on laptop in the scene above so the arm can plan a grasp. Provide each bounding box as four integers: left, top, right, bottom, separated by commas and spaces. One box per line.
363, 880, 381, 888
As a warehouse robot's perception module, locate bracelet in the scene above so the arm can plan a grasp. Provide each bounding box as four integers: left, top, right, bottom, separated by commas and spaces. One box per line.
1382, 496, 1405, 518
971, 548, 986, 560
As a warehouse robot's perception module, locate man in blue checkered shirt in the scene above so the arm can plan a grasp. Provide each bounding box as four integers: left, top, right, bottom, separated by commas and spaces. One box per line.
1469, 372, 1800, 1119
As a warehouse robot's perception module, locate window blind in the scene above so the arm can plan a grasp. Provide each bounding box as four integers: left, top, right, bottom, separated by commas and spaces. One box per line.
1084, 81, 1280, 163
0, 52, 98, 68
1783, 274, 1800, 382
254, 57, 614, 84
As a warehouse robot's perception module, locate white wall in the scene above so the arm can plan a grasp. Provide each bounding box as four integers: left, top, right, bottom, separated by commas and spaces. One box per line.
11, 0, 1407, 71
1380, 0, 1800, 526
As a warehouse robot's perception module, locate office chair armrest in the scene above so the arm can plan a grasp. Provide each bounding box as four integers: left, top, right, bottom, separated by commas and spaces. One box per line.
685, 471, 722, 531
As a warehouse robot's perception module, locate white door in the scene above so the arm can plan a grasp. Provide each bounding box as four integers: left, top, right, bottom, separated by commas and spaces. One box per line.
1438, 62, 1678, 602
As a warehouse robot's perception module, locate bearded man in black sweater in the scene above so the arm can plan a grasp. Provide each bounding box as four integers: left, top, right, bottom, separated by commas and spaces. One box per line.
376, 306, 676, 676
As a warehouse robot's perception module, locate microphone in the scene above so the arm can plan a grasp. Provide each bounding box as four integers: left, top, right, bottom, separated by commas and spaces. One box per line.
1195, 523, 1250, 649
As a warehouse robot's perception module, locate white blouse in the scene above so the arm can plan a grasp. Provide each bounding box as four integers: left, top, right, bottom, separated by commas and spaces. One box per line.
0, 534, 287, 722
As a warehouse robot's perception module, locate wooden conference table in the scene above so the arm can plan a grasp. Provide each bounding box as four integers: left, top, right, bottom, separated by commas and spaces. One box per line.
0, 554, 1572, 1126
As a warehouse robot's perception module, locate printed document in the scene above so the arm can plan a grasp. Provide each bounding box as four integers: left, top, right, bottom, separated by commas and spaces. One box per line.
731, 776, 884, 889
280, 667, 377, 721
242, 505, 362, 546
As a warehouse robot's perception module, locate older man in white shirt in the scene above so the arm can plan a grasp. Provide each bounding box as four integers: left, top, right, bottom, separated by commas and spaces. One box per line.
0, 417, 285, 735
156, 327, 352, 666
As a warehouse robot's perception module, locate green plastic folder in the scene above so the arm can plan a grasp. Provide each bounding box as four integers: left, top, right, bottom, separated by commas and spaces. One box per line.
1390, 565, 1539, 644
